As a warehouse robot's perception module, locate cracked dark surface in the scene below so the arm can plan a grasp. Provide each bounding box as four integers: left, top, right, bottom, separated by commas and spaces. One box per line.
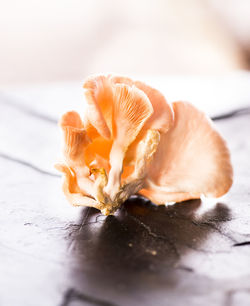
0, 92, 250, 306
233, 241, 250, 247
60, 288, 118, 306
210, 106, 250, 121
0, 152, 60, 177
0, 93, 57, 124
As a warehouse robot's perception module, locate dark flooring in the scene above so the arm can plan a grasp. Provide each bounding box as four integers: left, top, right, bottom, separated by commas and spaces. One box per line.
0, 91, 250, 306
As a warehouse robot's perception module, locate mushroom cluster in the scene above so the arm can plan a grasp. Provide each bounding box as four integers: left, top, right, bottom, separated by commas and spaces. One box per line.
55, 75, 233, 215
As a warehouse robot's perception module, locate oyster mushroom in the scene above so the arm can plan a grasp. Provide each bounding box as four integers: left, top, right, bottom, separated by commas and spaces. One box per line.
55, 75, 233, 215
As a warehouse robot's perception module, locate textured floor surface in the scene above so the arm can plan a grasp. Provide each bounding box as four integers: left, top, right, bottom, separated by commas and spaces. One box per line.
0, 88, 250, 306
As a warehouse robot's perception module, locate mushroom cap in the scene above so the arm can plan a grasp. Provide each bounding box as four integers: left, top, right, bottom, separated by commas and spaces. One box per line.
139, 101, 233, 204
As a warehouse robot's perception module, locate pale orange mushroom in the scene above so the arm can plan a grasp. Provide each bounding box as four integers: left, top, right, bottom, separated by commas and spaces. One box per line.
56, 74, 233, 215
139, 101, 233, 204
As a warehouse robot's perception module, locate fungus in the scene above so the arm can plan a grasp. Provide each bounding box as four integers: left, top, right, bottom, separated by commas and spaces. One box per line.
55, 75, 233, 215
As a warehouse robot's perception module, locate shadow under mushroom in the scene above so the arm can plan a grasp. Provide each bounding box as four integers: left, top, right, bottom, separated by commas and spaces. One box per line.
65, 197, 232, 301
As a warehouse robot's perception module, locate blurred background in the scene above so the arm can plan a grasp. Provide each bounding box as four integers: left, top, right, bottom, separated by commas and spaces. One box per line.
1, 0, 250, 86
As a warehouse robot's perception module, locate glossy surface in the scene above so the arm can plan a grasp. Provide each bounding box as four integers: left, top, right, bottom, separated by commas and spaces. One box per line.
0, 89, 250, 306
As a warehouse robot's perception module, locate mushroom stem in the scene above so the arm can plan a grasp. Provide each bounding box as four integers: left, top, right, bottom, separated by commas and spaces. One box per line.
104, 144, 125, 201
119, 130, 161, 203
